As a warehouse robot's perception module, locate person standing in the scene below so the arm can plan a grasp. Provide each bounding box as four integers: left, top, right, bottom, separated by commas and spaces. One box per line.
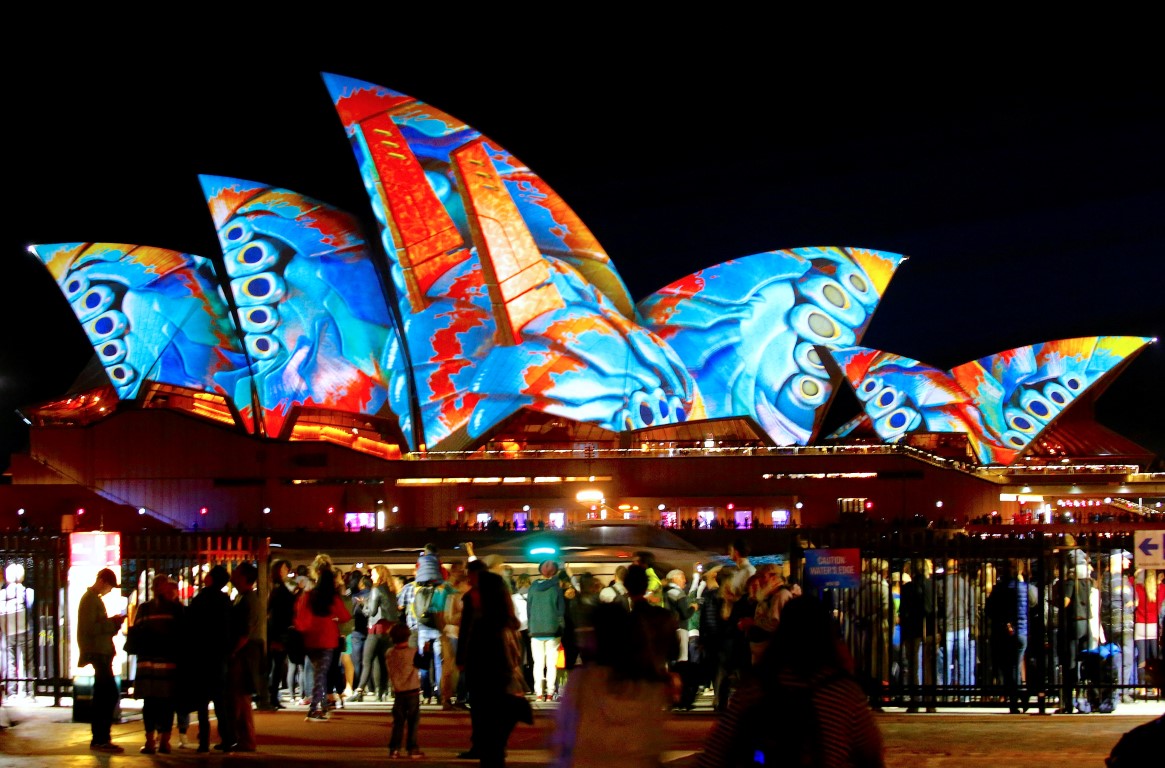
526, 560, 566, 701
1058, 549, 1094, 714
1, 563, 35, 699
458, 570, 532, 768
939, 558, 978, 694
130, 574, 183, 753
387, 621, 423, 758
77, 568, 126, 753
397, 559, 449, 705
662, 569, 697, 708
264, 559, 295, 710
183, 565, 231, 753
354, 565, 397, 702
295, 556, 350, 721
1101, 550, 1135, 708
899, 559, 937, 713
225, 563, 262, 750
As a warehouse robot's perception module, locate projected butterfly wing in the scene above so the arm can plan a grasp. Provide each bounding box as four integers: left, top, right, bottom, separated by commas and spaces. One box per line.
32, 241, 250, 419
639, 247, 904, 446
201, 176, 402, 439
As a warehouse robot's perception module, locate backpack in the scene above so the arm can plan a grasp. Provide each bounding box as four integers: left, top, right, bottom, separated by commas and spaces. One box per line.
411, 583, 443, 628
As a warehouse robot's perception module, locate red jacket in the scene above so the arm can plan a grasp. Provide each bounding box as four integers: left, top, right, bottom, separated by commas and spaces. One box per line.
294, 592, 351, 650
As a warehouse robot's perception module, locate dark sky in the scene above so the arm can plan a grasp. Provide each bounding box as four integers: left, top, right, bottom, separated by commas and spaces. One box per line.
3, 33, 1162, 462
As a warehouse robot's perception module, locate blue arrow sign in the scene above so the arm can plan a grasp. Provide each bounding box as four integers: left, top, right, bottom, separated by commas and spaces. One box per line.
1139, 536, 1160, 557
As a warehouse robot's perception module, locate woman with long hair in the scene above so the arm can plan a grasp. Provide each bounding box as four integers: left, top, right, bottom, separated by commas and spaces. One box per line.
294, 555, 350, 721
458, 569, 533, 768
353, 565, 399, 702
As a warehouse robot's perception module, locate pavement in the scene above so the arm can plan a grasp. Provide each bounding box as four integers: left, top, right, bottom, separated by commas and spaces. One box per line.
1, 693, 1162, 767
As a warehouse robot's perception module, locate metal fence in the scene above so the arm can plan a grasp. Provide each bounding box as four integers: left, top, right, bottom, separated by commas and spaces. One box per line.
792, 531, 1163, 712
1, 533, 267, 705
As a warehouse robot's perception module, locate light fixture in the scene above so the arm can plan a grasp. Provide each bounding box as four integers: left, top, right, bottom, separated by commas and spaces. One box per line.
263, 507, 271, 515
138, 508, 146, 516
17, 508, 25, 516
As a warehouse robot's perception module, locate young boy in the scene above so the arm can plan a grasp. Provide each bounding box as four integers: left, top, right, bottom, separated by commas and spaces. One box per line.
387, 622, 423, 759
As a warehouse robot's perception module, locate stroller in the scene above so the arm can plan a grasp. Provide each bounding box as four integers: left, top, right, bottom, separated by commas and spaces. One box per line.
1077, 642, 1121, 713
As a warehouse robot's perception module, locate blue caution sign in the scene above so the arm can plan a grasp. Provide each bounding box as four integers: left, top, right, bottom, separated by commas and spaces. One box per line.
804, 548, 861, 590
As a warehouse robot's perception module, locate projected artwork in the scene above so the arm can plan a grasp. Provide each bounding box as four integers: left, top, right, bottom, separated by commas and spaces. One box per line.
638, 247, 904, 446
32, 242, 249, 408
827, 336, 1153, 464
30, 74, 1149, 463
324, 73, 700, 450
201, 176, 401, 438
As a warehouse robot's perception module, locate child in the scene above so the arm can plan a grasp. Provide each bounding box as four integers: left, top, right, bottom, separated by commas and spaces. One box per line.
387, 621, 423, 759
415, 543, 443, 585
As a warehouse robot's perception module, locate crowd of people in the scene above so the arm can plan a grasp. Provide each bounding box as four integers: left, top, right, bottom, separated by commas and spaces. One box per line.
61, 537, 1164, 766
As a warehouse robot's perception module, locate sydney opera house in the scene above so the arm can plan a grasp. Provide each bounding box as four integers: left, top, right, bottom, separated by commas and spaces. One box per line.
4, 74, 1161, 536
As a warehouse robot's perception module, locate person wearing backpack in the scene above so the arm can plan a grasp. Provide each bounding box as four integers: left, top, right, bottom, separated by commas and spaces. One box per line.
398, 561, 450, 705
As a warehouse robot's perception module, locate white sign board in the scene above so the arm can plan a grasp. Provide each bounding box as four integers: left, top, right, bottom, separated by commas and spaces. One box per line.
1134, 530, 1165, 569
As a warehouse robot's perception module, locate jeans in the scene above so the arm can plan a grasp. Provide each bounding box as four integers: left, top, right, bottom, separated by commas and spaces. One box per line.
413, 628, 442, 700
944, 629, 975, 688
306, 648, 333, 714
348, 631, 366, 692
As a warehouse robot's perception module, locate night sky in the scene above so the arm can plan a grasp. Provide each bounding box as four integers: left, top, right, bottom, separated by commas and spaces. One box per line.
3, 33, 1162, 464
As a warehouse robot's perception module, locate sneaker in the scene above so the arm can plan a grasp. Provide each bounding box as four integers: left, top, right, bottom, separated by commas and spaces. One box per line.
389, 749, 402, 758
305, 710, 329, 722
409, 750, 425, 759
91, 743, 125, 753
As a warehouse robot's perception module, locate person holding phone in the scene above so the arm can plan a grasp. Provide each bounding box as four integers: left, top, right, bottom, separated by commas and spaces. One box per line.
78, 568, 126, 754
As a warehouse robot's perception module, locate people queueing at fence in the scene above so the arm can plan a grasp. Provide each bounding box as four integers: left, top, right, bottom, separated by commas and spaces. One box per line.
1057, 548, 1096, 713
852, 558, 892, 711
456, 568, 533, 768
294, 555, 351, 722
550, 601, 674, 768
387, 620, 423, 758
77, 567, 127, 753
264, 559, 295, 710
526, 560, 566, 701
939, 558, 978, 694
180, 564, 231, 752
697, 594, 886, 768
128, 573, 183, 753
1101, 549, 1136, 707
1132, 568, 1160, 694
899, 558, 938, 713
224, 562, 262, 750
1, 563, 35, 700
985, 559, 1033, 714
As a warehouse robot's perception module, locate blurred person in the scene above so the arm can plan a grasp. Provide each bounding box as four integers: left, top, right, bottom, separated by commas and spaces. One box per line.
631, 551, 664, 605
551, 602, 673, 768
129, 574, 183, 753
625, 565, 680, 686
1057, 549, 1094, 713
398, 555, 450, 705
513, 573, 534, 694
346, 571, 370, 702
1133, 568, 1159, 692
1100, 550, 1135, 705
662, 568, 698, 708
853, 558, 892, 710
294, 556, 350, 722
327, 567, 356, 709
939, 558, 978, 692
985, 560, 1031, 714
697, 595, 884, 768
598, 566, 629, 608
442, 568, 469, 709
899, 558, 937, 713
457, 569, 532, 768
1105, 657, 1162, 766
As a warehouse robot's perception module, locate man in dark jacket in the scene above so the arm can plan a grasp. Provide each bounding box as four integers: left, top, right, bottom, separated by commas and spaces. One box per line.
899, 558, 937, 713
185, 565, 231, 752
77, 568, 126, 753
525, 560, 565, 700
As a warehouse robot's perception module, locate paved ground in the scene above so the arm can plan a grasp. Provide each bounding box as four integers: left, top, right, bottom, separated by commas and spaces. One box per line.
1, 695, 1161, 767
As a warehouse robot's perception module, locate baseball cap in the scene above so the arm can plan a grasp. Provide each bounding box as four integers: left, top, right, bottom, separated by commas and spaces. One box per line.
96, 568, 119, 588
